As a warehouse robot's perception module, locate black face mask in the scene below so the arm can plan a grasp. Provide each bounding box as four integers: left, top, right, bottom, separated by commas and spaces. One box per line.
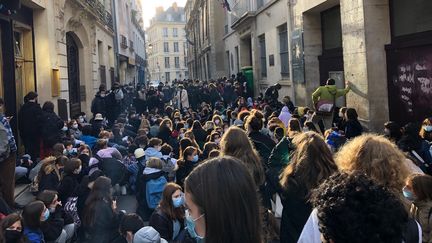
5, 230, 23, 243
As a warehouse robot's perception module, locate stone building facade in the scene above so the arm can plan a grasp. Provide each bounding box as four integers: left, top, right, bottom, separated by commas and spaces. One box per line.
290, 0, 432, 130
224, 0, 292, 97
185, 0, 226, 81
146, 3, 188, 83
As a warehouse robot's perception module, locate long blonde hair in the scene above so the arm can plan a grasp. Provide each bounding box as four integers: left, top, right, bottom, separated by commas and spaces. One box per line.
280, 132, 337, 192
335, 134, 410, 194
220, 127, 265, 186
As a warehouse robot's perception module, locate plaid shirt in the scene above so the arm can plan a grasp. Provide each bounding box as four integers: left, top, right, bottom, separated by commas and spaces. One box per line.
0, 115, 17, 153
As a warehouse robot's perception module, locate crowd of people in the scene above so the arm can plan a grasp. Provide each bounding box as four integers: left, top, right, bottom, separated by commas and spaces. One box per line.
0, 75, 430, 243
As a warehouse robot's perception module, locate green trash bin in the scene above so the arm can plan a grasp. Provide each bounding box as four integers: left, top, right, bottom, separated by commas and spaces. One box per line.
241, 66, 254, 98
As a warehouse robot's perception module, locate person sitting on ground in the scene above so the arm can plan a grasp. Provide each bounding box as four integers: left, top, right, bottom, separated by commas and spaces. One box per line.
298, 172, 414, 243
160, 144, 177, 182
344, 108, 363, 139
145, 138, 163, 161
183, 156, 262, 243
119, 213, 145, 243
37, 156, 67, 193
149, 183, 185, 241
404, 173, 432, 242
176, 146, 199, 189
22, 201, 49, 243
0, 213, 26, 243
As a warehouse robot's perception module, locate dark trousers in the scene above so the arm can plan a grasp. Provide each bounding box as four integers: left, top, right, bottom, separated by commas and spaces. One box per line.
23, 136, 40, 160
0, 153, 16, 208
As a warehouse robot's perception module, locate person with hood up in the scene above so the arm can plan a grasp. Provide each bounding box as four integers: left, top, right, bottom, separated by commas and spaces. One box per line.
312, 78, 351, 129
278, 106, 292, 128
132, 226, 168, 243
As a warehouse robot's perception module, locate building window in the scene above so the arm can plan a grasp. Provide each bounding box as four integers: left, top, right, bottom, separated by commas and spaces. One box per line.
173, 28, 178, 37
184, 57, 188, 67
176, 71, 181, 79
165, 57, 170, 68
163, 28, 168, 37
165, 72, 171, 82
164, 42, 169, 53
226, 51, 230, 75
321, 7, 342, 50
259, 35, 267, 78
230, 53, 234, 72
175, 57, 180, 68
185, 71, 189, 78
391, 0, 432, 37
257, 0, 265, 9
279, 23, 289, 78
174, 42, 179, 52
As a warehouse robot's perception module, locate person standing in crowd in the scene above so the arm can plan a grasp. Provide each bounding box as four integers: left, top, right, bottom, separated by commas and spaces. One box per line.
0, 213, 26, 243
183, 157, 262, 243
39, 101, 64, 157
106, 82, 124, 126
279, 132, 338, 243
136, 85, 147, 115
149, 183, 185, 241
404, 174, 432, 242
81, 176, 124, 243
18, 91, 42, 160
312, 79, 351, 129
0, 98, 17, 208
91, 84, 107, 119
175, 85, 189, 111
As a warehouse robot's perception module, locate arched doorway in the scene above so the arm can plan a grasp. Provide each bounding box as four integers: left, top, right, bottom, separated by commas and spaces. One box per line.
66, 32, 81, 118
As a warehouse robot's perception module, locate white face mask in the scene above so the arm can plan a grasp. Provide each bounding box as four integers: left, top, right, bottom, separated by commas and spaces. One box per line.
72, 124, 79, 129
62, 126, 68, 132
214, 138, 221, 144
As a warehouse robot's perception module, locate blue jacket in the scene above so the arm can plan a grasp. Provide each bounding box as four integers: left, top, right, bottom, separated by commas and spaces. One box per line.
80, 135, 97, 148
24, 227, 45, 243
145, 147, 163, 161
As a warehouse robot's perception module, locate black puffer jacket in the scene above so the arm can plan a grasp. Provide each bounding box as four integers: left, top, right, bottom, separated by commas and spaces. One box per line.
18, 101, 43, 138
91, 93, 106, 116
40, 111, 64, 148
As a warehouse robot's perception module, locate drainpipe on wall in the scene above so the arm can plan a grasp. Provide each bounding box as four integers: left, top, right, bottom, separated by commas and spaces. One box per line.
287, 0, 296, 104
112, 0, 120, 87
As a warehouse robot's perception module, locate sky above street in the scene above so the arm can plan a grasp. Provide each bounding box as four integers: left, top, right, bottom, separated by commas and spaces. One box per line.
141, 0, 187, 28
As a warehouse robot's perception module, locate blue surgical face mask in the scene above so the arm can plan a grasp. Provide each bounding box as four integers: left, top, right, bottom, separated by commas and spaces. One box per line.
172, 193, 185, 208
185, 209, 205, 240
192, 155, 199, 163
424, 125, 432, 133
42, 208, 50, 221
403, 187, 416, 201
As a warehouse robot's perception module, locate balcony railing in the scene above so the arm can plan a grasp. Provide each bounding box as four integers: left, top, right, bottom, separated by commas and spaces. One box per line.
79, 0, 114, 31
230, 0, 256, 27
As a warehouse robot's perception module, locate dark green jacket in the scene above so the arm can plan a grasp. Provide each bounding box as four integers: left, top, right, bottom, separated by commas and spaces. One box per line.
268, 137, 293, 169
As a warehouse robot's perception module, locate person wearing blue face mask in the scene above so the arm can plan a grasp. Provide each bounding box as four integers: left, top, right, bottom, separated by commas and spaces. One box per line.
22, 201, 49, 243
404, 174, 432, 242
183, 156, 263, 243
176, 146, 199, 189
149, 183, 185, 241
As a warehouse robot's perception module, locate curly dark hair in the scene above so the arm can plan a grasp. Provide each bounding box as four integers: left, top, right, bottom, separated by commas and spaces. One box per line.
311, 172, 408, 243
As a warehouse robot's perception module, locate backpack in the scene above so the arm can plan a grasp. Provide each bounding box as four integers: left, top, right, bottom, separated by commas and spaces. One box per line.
64, 197, 81, 226
0, 122, 11, 162
114, 89, 124, 101
161, 157, 175, 181
146, 176, 167, 209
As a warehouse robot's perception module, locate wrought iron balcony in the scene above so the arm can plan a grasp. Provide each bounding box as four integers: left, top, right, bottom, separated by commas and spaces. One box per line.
77, 0, 114, 32
230, 0, 256, 29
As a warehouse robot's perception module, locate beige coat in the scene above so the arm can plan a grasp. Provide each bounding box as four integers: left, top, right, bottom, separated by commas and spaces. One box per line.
411, 200, 432, 243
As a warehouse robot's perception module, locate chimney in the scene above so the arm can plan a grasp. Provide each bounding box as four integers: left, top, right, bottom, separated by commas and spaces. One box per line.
156, 6, 164, 15
172, 2, 178, 12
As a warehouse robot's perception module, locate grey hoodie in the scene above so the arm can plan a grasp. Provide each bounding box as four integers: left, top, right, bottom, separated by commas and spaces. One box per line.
133, 226, 168, 243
